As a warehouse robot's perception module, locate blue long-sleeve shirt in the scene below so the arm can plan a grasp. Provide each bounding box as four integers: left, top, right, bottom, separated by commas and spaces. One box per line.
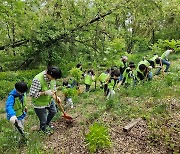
5, 89, 26, 120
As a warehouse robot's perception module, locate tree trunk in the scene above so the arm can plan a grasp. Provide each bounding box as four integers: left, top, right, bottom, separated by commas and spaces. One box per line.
12, 22, 16, 56
151, 29, 155, 45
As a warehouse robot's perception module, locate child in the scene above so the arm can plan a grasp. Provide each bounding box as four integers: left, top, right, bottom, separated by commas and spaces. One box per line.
84, 69, 95, 92
106, 69, 120, 99
150, 53, 159, 64
121, 62, 136, 88
119, 56, 128, 81
6, 81, 28, 138
76, 63, 83, 71
113, 56, 128, 81
62, 80, 74, 108
136, 59, 153, 81
98, 69, 111, 89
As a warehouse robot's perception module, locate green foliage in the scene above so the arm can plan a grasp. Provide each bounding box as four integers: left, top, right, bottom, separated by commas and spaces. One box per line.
63, 87, 78, 98
106, 38, 126, 53
0, 69, 40, 99
85, 123, 111, 153
69, 67, 83, 83
87, 112, 100, 124
151, 39, 180, 55
105, 99, 115, 111
151, 104, 167, 115
0, 124, 19, 153
0, 107, 47, 153
133, 37, 150, 53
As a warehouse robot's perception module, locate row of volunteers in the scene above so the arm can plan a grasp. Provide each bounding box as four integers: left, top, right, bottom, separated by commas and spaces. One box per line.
5, 48, 175, 140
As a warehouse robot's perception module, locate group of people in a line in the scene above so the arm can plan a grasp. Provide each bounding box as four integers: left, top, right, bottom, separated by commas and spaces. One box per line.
82, 48, 174, 97
5, 47, 175, 140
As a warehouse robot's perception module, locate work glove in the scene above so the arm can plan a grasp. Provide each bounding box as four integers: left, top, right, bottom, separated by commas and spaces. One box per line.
44, 90, 53, 96
148, 66, 152, 69
57, 96, 61, 102
10, 116, 18, 124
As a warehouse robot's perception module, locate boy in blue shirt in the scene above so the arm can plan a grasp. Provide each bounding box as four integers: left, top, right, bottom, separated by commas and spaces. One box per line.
6, 81, 28, 138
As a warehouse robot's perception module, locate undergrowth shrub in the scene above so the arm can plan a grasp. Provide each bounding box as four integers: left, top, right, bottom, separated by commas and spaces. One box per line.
105, 99, 115, 111
85, 123, 111, 153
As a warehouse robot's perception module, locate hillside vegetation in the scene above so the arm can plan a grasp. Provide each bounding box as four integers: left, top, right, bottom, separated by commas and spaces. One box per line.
0, 0, 180, 153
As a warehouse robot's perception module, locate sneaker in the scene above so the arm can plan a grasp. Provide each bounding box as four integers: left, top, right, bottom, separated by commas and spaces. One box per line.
44, 126, 54, 135
47, 124, 55, 130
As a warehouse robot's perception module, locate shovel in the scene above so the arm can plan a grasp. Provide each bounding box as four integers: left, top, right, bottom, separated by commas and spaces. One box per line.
54, 92, 73, 120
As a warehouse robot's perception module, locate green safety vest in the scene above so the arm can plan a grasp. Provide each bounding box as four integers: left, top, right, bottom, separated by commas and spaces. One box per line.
150, 55, 158, 62
114, 60, 123, 67
136, 61, 147, 78
139, 60, 150, 67
108, 79, 115, 90
98, 73, 109, 83
32, 71, 55, 107
85, 74, 92, 85
161, 51, 166, 59
14, 94, 27, 117
123, 67, 134, 84
136, 60, 150, 73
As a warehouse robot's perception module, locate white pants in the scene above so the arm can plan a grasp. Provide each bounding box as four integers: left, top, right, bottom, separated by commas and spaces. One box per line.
65, 98, 74, 108
107, 89, 115, 99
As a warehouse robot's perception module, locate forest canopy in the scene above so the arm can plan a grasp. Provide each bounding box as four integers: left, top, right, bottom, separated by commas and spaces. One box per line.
0, 0, 179, 70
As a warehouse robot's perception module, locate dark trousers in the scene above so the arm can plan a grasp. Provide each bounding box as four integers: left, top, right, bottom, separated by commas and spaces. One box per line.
156, 59, 170, 75
85, 84, 91, 92
34, 101, 57, 131
104, 84, 108, 96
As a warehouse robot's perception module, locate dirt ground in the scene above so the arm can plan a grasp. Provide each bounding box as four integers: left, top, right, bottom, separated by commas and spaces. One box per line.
45, 112, 169, 154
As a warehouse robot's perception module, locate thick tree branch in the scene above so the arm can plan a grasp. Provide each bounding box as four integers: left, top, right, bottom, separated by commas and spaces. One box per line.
0, 4, 121, 51
0, 39, 29, 50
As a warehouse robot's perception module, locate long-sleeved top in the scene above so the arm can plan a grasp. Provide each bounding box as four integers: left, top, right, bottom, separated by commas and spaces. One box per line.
29, 71, 56, 98
161, 50, 172, 60
6, 89, 26, 120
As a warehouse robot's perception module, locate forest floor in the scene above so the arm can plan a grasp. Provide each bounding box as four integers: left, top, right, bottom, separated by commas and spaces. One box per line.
44, 84, 180, 154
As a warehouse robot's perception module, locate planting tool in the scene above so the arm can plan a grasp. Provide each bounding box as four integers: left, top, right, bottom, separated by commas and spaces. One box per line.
54, 92, 73, 120
14, 121, 27, 140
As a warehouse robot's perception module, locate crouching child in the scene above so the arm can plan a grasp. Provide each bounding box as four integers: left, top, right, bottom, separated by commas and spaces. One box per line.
62, 80, 74, 108
5, 81, 28, 139
98, 69, 111, 89
121, 62, 136, 88
106, 69, 120, 99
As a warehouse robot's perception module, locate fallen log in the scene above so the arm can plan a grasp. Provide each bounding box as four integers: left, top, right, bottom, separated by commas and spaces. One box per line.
123, 118, 142, 132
